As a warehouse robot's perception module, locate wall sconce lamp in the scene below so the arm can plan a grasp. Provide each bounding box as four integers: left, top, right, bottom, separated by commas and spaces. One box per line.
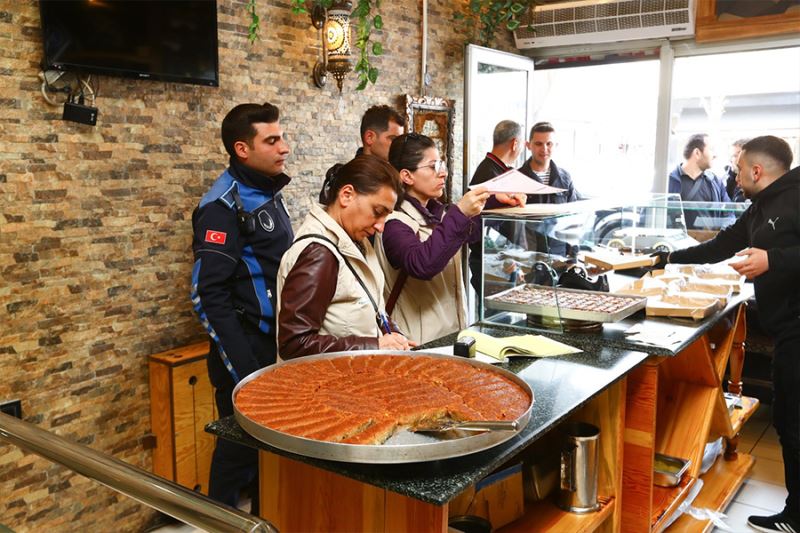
311, 1, 353, 92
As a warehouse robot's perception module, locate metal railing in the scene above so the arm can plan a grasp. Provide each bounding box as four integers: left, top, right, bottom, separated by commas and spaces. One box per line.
0, 413, 278, 533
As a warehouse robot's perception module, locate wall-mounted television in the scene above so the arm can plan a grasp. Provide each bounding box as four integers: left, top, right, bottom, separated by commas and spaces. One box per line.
39, 0, 219, 87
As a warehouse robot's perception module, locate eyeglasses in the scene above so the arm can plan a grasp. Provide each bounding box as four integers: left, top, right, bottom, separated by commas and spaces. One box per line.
415, 160, 447, 174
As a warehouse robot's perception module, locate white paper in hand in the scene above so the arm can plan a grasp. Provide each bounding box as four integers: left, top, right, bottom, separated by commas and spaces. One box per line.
470, 168, 566, 195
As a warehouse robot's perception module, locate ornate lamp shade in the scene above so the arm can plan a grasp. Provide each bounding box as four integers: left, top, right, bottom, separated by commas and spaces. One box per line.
325, 2, 353, 91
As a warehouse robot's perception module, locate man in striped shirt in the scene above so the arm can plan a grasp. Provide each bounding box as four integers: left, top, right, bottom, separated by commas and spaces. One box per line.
518, 121, 581, 204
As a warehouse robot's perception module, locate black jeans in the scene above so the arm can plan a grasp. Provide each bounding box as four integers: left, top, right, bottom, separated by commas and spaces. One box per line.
207, 329, 276, 516
773, 336, 800, 519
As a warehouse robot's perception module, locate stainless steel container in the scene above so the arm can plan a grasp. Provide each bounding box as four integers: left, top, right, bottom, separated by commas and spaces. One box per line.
653, 453, 691, 487
557, 422, 600, 513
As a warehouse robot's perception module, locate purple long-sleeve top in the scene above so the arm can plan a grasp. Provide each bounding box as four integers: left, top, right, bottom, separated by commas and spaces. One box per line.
381, 196, 481, 280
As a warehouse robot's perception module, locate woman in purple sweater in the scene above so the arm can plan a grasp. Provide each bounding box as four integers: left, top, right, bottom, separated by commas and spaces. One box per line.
375, 133, 524, 344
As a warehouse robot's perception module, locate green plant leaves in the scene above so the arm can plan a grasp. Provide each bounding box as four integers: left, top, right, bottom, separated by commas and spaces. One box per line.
373, 14, 383, 29
372, 41, 383, 55
455, 0, 536, 46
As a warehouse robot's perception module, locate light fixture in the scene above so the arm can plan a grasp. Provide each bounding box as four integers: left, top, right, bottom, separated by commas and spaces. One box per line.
311, 1, 353, 92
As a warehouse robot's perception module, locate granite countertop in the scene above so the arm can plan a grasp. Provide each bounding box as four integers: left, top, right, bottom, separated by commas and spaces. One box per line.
471, 281, 753, 357
206, 344, 647, 506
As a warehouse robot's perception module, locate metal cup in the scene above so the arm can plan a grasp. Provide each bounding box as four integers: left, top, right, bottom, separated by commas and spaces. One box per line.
557, 422, 600, 513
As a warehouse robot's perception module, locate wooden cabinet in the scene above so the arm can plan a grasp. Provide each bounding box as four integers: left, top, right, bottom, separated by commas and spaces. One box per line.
245, 305, 755, 532
621, 304, 759, 532
499, 378, 626, 533
149, 342, 216, 494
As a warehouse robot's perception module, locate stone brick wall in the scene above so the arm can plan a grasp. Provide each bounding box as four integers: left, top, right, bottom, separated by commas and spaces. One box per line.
0, 1, 515, 531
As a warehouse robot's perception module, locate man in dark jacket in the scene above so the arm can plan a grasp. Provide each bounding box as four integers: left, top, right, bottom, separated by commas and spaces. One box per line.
190, 102, 294, 513
518, 121, 581, 204
655, 136, 799, 533
468, 120, 526, 294
725, 138, 749, 202
669, 133, 733, 229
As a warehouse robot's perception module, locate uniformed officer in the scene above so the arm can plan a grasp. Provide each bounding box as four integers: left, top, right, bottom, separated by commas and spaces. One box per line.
190, 102, 293, 513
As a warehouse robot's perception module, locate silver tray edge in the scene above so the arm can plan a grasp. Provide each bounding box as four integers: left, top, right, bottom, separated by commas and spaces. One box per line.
232, 350, 534, 464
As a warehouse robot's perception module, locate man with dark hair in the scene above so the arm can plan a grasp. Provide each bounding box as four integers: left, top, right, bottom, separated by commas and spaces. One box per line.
725, 138, 750, 202
358, 104, 406, 160
518, 121, 580, 204
653, 135, 799, 533
320, 104, 405, 202
190, 102, 294, 513
468, 120, 526, 293
669, 133, 732, 228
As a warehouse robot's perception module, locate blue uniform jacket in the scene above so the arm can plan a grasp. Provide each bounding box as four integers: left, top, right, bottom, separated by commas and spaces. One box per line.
191, 167, 293, 383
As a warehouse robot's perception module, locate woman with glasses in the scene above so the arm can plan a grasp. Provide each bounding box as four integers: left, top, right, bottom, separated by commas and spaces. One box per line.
276, 155, 415, 359
376, 133, 525, 344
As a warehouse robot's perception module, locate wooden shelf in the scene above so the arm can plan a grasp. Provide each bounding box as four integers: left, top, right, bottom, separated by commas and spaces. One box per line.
498, 496, 615, 533
652, 475, 696, 533
661, 453, 755, 532
711, 394, 760, 442
730, 396, 759, 436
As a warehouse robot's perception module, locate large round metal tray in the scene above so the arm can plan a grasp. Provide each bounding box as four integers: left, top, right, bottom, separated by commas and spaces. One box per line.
232, 350, 533, 464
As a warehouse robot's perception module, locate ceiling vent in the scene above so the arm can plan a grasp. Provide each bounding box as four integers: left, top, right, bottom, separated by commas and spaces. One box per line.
514, 0, 695, 49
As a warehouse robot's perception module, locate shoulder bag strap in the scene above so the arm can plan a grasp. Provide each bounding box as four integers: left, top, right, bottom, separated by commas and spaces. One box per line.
293, 234, 381, 317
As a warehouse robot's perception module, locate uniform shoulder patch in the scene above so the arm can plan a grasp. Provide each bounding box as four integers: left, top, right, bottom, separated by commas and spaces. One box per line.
205, 230, 227, 244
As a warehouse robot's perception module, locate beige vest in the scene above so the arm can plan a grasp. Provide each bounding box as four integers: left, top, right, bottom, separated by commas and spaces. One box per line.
277, 204, 385, 360
375, 200, 467, 345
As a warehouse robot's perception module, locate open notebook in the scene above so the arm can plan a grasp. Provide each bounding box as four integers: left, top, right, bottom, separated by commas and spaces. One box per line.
457, 330, 582, 361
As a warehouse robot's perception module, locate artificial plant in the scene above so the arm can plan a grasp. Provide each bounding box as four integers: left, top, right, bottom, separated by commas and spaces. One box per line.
456, 0, 538, 47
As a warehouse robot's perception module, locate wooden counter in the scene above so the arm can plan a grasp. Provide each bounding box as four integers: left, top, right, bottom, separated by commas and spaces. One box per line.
206, 292, 756, 532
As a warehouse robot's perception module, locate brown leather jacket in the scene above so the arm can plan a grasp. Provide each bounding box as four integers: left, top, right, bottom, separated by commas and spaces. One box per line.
278, 242, 379, 358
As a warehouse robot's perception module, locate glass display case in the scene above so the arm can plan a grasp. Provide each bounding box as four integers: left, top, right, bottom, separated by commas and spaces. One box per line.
679, 200, 749, 242
478, 193, 746, 333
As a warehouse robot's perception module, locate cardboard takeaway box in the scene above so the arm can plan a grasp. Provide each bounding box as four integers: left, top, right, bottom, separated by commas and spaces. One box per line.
645, 294, 720, 321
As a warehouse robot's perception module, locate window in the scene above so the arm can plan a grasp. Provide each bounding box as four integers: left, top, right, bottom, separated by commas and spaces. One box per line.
531, 59, 661, 198
669, 46, 800, 177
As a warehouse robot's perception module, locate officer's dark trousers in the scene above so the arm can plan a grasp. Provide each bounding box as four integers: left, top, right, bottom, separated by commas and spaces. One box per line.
207, 331, 276, 516
209, 383, 259, 514
773, 336, 800, 520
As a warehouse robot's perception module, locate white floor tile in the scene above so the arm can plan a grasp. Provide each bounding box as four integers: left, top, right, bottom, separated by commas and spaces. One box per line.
713, 501, 773, 533
734, 478, 789, 513
752, 439, 784, 462
748, 456, 786, 486
760, 425, 780, 445
740, 419, 769, 441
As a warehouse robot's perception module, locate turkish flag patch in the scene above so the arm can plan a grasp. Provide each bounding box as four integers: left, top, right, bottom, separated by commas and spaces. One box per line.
205, 230, 227, 245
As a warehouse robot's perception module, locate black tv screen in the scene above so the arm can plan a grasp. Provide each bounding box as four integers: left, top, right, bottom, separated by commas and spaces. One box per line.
39, 1, 219, 87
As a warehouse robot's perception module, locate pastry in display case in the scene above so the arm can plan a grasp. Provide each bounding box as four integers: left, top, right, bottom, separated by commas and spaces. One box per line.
478, 193, 745, 332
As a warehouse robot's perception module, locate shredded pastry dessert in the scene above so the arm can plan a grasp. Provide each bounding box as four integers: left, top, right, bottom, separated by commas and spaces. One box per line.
235, 354, 531, 445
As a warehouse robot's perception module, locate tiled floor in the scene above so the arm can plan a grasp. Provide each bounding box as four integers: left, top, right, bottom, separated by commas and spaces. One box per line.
710, 403, 788, 533
150, 407, 787, 533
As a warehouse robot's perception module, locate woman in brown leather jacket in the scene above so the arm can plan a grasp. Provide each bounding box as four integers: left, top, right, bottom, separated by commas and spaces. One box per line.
276, 155, 416, 359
